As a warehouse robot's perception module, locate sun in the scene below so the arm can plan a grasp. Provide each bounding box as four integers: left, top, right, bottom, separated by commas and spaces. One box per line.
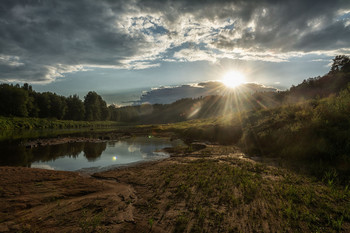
221, 71, 246, 88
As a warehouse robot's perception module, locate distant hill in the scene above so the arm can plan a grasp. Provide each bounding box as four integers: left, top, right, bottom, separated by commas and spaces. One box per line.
109, 55, 350, 124
133, 81, 278, 105
110, 90, 280, 124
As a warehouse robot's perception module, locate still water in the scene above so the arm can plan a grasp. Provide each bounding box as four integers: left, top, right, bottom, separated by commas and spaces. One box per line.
0, 137, 184, 172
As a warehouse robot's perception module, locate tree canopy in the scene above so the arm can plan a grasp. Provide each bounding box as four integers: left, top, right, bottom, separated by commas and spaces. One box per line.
0, 85, 105, 121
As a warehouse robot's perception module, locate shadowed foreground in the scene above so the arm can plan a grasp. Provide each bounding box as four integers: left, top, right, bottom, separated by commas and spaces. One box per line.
0, 145, 349, 232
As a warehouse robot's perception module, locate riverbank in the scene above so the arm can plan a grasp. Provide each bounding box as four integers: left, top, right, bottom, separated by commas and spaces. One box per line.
0, 116, 123, 130
0, 144, 349, 232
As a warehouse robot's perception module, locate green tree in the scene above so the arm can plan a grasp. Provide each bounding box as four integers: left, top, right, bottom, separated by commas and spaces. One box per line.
26, 94, 38, 117
108, 105, 119, 121
84, 91, 108, 121
22, 84, 39, 117
100, 97, 110, 120
84, 91, 101, 121
22, 83, 32, 92
36, 93, 51, 118
65, 95, 85, 121
330, 55, 350, 73
0, 84, 29, 117
48, 94, 67, 119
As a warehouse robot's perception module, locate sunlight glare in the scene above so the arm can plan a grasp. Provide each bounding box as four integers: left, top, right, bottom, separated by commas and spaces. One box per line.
222, 71, 246, 88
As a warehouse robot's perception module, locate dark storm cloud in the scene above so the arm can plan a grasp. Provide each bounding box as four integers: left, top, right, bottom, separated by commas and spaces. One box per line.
184, 0, 350, 52
293, 21, 350, 52
0, 0, 349, 82
0, 0, 153, 82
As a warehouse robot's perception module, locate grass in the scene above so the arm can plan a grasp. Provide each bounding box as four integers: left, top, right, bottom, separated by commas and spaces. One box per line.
0, 116, 123, 130
131, 150, 350, 232
156, 116, 242, 145
79, 209, 104, 233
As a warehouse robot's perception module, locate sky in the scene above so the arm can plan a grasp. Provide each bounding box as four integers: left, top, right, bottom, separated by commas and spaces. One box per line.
1, 0, 350, 105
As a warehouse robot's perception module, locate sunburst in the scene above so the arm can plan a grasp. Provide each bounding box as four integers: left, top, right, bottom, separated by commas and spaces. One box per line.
222, 71, 246, 88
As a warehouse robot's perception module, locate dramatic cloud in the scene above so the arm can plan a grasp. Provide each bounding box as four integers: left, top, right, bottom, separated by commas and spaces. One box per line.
0, 0, 349, 82
134, 81, 278, 105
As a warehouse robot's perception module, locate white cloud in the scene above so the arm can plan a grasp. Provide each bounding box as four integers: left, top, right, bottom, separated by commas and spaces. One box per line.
0, 55, 24, 67
173, 48, 217, 63
0, 0, 349, 83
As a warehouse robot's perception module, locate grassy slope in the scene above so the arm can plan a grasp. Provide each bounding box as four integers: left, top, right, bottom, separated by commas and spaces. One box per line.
157, 86, 350, 182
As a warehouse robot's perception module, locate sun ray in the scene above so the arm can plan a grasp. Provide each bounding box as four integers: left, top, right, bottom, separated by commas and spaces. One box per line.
222, 71, 246, 88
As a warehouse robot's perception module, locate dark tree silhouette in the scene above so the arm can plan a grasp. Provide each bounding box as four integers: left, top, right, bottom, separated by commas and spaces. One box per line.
0, 84, 111, 121
0, 84, 29, 117
65, 95, 85, 121
330, 55, 350, 73
84, 91, 109, 121
36, 93, 51, 118
48, 94, 67, 119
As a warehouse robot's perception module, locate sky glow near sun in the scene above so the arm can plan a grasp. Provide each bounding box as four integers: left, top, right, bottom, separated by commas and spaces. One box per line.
222, 71, 246, 88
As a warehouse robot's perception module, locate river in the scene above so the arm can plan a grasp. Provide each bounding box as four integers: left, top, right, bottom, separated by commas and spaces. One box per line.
0, 129, 184, 172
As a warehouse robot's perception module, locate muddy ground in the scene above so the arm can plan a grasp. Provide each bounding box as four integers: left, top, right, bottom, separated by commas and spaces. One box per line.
0, 144, 349, 232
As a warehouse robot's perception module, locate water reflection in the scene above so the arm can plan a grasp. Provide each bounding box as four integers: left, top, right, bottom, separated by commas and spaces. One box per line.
0, 137, 183, 171
0, 128, 117, 142
83, 143, 107, 162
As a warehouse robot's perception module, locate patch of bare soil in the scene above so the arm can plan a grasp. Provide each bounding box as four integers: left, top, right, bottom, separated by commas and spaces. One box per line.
0, 166, 139, 232
0, 145, 349, 232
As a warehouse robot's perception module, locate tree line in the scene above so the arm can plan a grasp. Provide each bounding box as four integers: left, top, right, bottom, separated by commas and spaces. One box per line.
0, 84, 109, 121
0, 83, 259, 123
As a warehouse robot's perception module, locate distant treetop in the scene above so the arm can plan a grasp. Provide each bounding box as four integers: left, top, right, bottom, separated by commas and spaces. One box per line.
330, 55, 350, 74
